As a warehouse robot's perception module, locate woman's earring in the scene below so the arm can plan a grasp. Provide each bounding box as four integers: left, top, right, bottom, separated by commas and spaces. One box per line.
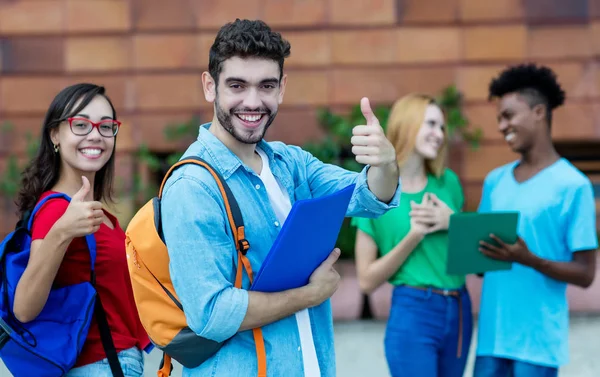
53, 144, 59, 153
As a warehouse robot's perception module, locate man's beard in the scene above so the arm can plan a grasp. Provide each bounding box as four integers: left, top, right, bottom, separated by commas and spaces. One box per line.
215, 97, 277, 145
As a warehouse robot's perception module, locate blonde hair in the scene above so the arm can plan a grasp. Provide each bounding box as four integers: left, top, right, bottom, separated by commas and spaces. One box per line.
386, 93, 447, 177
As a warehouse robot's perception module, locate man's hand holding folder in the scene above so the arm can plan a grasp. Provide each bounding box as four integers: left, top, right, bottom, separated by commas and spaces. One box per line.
305, 248, 342, 307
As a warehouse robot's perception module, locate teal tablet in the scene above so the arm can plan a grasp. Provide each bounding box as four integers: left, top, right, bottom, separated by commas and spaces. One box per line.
446, 212, 519, 275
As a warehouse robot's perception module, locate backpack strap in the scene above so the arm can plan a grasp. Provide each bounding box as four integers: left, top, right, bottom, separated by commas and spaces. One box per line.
28, 192, 124, 377
159, 157, 266, 377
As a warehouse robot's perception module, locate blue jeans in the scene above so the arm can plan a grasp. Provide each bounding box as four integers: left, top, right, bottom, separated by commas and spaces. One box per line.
473, 356, 558, 377
64, 347, 144, 377
384, 285, 473, 377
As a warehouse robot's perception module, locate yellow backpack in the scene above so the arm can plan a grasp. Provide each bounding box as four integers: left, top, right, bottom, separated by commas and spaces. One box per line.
124, 157, 266, 377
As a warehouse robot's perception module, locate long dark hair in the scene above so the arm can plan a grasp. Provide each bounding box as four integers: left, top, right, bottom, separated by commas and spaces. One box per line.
16, 83, 118, 220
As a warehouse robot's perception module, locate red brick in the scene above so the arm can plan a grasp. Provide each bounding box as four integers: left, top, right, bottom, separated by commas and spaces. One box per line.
198, 34, 217, 70
265, 106, 324, 146
0, 77, 66, 113
284, 71, 329, 106
331, 67, 456, 105
552, 103, 600, 141
0, 1, 64, 34
463, 26, 527, 61
195, 0, 261, 28
463, 143, 518, 181
66, 0, 130, 33
528, 25, 593, 59
463, 103, 501, 141
66, 37, 131, 72
398, 0, 460, 23
332, 30, 396, 65
133, 74, 203, 111
397, 27, 461, 63
460, 0, 524, 20
1, 37, 64, 73
458, 65, 505, 101
463, 181, 483, 211
263, 0, 327, 26
114, 115, 135, 153
131, 112, 202, 152
330, 0, 396, 25
132, 0, 196, 31
284, 32, 330, 67
133, 34, 199, 70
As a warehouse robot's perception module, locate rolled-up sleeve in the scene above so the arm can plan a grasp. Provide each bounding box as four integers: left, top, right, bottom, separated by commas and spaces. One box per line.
287, 145, 401, 218
161, 172, 249, 343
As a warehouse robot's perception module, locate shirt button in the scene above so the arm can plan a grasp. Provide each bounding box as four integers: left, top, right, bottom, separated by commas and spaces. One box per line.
274, 221, 280, 227
255, 184, 261, 190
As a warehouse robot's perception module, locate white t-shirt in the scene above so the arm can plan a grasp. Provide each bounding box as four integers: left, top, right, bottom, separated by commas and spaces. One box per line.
256, 148, 321, 377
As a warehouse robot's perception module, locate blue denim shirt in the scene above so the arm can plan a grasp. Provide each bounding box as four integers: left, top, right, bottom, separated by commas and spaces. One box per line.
160, 124, 401, 377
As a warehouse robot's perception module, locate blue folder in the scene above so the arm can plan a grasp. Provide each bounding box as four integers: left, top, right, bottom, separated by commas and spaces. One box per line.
250, 184, 356, 292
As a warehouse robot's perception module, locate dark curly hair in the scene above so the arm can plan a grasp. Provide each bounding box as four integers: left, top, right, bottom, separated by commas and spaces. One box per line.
16, 83, 117, 220
488, 63, 566, 127
208, 19, 291, 86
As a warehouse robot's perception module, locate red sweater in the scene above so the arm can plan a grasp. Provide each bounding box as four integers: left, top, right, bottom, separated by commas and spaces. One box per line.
31, 191, 151, 366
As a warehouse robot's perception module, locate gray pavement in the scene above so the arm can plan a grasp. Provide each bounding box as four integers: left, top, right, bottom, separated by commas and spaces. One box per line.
1, 316, 598, 376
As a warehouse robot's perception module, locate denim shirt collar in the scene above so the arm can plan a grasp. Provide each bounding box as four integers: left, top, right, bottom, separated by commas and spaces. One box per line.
196, 123, 283, 180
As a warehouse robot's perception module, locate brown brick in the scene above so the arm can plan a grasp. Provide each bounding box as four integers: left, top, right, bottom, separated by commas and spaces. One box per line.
546, 62, 599, 99
463, 181, 483, 211
265, 106, 324, 146
463, 26, 527, 61
66, 0, 130, 33
331, 67, 456, 105
458, 65, 505, 101
592, 23, 600, 55
0, 77, 66, 113
114, 115, 135, 153
523, 0, 588, 23
463, 143, 518, 181
284, 71, 329, 106
331, 68, 400, 105
332, 30, 396, 65
66, 37, 131, 72
398, 0, 460, 23
552, 103, 599, 141
0, 117, 43, 154
397, 27, 461, 63
528, 25, 593, 59
133, 34, 199, 70
198, 34, 217, 70
0, 1, 64, 34
330, 0, 396, 25
463, 103, 501, 141
283, 32, 330, 67
263, 0, 327, 26
195, 0, 261, 28
134, 74, 203, 111
1, 37, 64, 73
132, 0, 196, 31
63, 76, 131, 112
131, 112, 202, 151
460, 0, 524, 20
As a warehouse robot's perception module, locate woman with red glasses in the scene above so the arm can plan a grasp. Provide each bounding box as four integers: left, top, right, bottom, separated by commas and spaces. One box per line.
11, 83, 151, 376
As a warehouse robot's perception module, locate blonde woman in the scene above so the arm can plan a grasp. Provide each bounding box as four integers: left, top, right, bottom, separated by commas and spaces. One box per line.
352, 94, 473, 377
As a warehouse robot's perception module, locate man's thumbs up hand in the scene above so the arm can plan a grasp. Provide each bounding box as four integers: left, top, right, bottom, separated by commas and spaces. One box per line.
351, 97, 396, 167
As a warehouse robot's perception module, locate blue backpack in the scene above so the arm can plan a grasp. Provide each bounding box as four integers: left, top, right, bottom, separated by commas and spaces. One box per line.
0, 193, 124, 377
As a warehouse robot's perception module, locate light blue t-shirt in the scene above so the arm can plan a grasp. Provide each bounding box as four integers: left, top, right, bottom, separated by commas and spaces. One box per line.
476, 158, 598, 367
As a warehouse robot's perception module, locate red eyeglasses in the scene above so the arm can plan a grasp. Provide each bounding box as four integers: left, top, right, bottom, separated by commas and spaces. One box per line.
67, 117, 121, 138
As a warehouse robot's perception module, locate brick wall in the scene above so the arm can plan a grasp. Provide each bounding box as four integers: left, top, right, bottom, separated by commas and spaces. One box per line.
1, 0, 600, 233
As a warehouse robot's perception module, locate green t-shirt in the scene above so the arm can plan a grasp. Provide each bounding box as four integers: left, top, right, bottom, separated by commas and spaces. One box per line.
352, 168, 466, 289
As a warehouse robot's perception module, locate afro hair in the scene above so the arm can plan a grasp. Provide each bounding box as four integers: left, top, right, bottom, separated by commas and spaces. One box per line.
488, 63, 566, 111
